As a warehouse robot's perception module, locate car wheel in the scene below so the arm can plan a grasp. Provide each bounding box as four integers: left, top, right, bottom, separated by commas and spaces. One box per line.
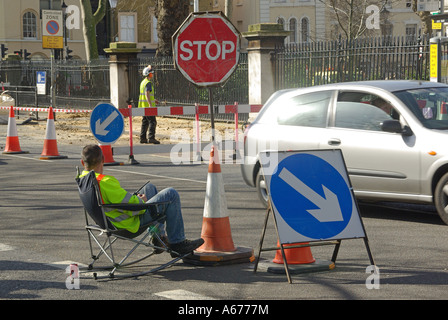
434, 172, 448, 225
255, 170, 269, 208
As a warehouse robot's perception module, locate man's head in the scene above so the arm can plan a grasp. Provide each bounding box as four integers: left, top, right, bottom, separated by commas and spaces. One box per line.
81, 144, 103, 170
142, 65, 154, 79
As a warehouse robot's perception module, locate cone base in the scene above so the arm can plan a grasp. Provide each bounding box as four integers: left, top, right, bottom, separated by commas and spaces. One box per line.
183, 246, 254, 266
40, 155, 68, 160
3, 150, 29, 154
104, 161, 124, 166
258, 258, 335, 275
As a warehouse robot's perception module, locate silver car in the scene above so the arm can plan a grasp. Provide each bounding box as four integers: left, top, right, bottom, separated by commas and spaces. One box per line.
241, 80, 448, 225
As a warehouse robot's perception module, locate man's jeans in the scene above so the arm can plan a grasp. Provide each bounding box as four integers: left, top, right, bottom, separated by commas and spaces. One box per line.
138, 183, 185, 244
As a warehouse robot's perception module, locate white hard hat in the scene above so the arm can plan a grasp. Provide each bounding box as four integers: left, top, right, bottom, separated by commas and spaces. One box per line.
142, 65, 154, 77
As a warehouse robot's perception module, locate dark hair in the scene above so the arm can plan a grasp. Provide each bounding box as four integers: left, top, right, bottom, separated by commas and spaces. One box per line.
81, 144, 103, 170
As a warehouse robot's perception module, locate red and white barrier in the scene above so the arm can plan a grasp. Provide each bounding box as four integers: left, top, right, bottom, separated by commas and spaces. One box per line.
119, 104, 262, 117
0, 104, 262, 116
2, 103, 263, 162
0, 106, 91, 113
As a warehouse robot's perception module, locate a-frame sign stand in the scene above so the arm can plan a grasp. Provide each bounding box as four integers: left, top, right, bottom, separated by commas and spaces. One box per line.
253, 150, 376, 284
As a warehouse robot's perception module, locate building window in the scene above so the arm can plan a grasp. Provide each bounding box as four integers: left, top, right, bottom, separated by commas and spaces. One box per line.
405, 24, 417, 42
381, 21, 393, 38
277, 17, 285, 30
301, 17, 309, 43
23, 11, 37, 39
119, 13, 136, 43
289, 18, 297, 43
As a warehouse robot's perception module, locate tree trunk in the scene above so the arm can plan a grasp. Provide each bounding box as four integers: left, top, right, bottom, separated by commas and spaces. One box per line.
80, 0, 107, 61
155, 0, 190, 56
412, 0, 432, 36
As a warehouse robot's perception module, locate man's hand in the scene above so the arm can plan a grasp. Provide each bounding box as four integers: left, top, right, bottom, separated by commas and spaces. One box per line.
137, 194, 148, 202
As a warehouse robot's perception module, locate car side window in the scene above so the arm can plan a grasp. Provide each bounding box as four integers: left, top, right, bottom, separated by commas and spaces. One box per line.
274, 91, 332, 127
335, 92, 397, 131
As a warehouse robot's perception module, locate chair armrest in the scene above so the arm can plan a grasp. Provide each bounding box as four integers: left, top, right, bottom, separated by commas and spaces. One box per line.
102, 201, 171, 212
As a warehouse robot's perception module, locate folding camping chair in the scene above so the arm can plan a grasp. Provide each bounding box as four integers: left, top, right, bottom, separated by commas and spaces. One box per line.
75, 169, 189, 280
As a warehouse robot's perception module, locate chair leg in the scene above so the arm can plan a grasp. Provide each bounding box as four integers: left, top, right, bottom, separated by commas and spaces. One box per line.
108, 231, 152, 277
87, 226, 189, 280
87, 230, 118, 268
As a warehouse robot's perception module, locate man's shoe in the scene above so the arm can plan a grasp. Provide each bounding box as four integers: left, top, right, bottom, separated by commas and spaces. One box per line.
147, 138, 160, 144
140, 140, 148, 144
169, 238, 204, 257
152, 235, 169, 254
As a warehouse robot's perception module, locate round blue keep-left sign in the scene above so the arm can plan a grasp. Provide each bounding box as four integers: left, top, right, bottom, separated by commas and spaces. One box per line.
89, 103, 124, 144
270, 153, 353, 240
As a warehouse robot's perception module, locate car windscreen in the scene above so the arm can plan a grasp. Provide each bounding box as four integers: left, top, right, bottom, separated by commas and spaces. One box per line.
394, 87, 448, 129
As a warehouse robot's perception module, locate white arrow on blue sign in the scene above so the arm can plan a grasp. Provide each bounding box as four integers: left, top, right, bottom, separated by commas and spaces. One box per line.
260, 150, 365, 243
89, 103, 124, 144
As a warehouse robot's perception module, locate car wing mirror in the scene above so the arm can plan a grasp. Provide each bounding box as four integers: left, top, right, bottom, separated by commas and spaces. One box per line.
381, 120, 413, 136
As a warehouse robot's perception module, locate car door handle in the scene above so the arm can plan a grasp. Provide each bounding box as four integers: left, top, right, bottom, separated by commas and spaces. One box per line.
328, 138, 341, 146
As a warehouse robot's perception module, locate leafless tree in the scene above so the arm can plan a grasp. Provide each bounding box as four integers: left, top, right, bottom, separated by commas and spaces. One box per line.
154, 0, 190, 56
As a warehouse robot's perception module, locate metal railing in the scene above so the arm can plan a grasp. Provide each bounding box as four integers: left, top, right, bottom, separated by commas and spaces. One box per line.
0, 59, 110, 109
273, 35, 431, 90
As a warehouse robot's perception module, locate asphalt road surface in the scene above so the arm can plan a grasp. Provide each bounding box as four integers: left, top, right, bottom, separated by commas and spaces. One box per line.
1, 140, 448, 307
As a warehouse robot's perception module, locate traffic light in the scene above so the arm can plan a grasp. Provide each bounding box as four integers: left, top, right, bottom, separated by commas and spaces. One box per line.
54, 49, 62, 60
65, 47, 73, 60
1, 44, 8, 59
14, 49, 23, 57
23, 49, 31, 60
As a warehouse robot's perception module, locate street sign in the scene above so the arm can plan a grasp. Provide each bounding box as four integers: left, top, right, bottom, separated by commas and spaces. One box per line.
261, 150, 366, 243
42, 10, 63, 49
36, 71, 46, 95
172, 12, 240, 87
89, 103, 124, 145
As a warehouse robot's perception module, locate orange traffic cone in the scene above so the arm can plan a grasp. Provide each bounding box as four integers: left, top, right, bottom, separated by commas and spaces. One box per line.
260, 239, 335, 276
99, 144, 123, 166
273, 241, 315, 265
183, 145, 253, 266
198, 145, 235, 252
40, 107, 67, 160
3, 106, 29, 154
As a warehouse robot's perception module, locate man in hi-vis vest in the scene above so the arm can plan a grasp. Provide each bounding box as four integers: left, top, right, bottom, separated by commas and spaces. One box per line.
138, 65, 160, 144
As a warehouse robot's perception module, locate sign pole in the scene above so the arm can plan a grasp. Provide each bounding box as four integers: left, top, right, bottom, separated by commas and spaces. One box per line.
209, 87, 215, 143
50, 49, 55, 109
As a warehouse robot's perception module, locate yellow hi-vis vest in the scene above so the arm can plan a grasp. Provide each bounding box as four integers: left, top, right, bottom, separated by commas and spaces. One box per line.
80, 170, 145, 233
138, 78, 156, 108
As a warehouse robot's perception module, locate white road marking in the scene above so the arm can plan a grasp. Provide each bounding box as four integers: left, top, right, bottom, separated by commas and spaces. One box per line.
0, 243, 14, 252
155, 289, 215, 300
107, 168, 206, 184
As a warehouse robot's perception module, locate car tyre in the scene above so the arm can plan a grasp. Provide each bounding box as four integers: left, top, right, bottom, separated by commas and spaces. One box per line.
434, 172, 448, 225
255, 170, 269, 208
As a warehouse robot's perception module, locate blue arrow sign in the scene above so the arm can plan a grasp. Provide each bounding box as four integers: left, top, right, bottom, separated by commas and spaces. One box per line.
90, 103, 124, 144
263, 150, 365, 242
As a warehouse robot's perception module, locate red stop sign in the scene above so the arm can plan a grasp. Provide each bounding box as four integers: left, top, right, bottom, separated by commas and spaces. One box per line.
173, 12, 240, 87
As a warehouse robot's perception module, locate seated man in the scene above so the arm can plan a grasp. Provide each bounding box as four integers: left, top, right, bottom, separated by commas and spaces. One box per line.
80, 144, 203, 256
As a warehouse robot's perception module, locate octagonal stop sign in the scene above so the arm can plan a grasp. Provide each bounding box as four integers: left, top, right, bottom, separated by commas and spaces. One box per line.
173, 12, 241, 87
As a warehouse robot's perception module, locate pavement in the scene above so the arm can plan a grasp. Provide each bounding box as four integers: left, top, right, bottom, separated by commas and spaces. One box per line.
1, 129, 448, 307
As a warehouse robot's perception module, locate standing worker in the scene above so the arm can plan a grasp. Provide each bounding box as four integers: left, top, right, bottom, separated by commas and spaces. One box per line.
138, 65, 160, 144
